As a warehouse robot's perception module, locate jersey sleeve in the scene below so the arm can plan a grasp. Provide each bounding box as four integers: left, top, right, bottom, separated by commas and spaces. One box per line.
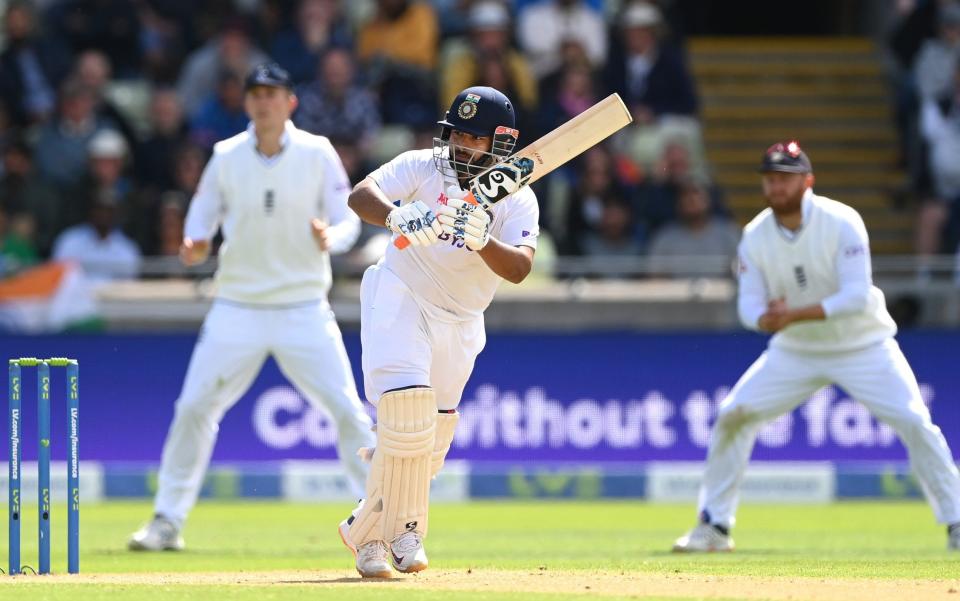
367, 151, 424, 203
498, 190, 540, 249
736, 237, 768, 331
318, 138, 360, 255
821, 211, 872, 317
184, 152, 224, 241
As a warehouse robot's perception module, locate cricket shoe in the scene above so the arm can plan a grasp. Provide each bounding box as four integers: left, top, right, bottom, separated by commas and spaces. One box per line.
127, 515, 185, 551
390, 530, 428, 573
949, 523, 960, 551
339, 500, 391, 578
355, 541, 393, 578
672, 523, 734, 553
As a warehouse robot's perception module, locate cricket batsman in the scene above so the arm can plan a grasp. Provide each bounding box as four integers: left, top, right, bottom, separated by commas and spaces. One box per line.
338, 86, 540, 577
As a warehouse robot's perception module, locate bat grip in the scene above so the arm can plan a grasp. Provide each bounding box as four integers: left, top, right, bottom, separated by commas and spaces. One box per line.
392, 192, 480, 249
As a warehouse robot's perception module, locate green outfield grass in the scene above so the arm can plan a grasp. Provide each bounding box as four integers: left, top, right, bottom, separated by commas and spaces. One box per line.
0, 501, 957, 600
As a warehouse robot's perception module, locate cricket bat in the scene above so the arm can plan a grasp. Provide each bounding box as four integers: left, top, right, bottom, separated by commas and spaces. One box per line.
395, 93, 633, 249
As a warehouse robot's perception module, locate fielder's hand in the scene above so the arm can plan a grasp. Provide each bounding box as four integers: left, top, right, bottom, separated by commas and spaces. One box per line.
758, 298, 791, 333
311, 218, 329, 251
386, 200, 443, 246
437, 197, 490, 251
179, 238, 210, 266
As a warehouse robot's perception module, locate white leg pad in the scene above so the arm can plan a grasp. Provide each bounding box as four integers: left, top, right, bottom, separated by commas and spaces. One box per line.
431, 412, 459, 476
348, 388, 436, 546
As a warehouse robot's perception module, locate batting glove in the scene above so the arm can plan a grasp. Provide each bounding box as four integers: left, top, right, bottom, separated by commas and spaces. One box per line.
437, 197, 491, 251
386, 200, 443, 247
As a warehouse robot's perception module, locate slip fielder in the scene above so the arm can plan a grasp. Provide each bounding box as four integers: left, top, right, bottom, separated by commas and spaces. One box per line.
673, 141, 960, 553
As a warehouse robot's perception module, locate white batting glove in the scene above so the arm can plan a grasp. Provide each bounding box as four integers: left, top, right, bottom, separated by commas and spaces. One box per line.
386, 200, 443, 246
437, 197, 491, 251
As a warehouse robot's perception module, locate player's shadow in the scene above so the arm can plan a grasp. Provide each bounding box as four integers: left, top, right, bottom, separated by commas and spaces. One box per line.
647, 549, 794, 557
277, 577, 404, 584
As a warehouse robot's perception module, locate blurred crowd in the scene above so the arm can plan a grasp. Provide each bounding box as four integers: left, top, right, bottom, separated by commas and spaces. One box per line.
0, 0, 737, 280
887, 0, 960, 260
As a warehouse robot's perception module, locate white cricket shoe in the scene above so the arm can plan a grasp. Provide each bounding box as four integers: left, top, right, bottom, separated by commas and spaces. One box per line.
672, 523, 734, 553
355, 541, 392, 578
127, 515, 185, 551
949, 524, 960, 550
339, 500, 391, 578
390, 530, 428, 573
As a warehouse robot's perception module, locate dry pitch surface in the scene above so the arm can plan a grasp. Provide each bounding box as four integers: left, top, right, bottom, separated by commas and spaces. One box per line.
9, 569, 960, 601
1, 501, 958, 600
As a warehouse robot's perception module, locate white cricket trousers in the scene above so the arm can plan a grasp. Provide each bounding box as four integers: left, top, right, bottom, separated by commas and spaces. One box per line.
359, 264, 485, 409
699, 338, 960, 528
154, 300, 374, 525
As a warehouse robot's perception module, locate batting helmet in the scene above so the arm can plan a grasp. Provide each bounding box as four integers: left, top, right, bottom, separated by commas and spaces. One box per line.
434, 86, 519, 181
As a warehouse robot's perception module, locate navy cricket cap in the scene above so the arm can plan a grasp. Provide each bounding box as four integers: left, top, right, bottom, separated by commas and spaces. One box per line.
759, 140, 812, 173
244, 63, 293, 91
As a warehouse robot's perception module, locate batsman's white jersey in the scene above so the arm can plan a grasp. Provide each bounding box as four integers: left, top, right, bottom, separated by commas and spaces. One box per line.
361, 149, 539, 407
697, 189, 960, 528
154, 121, 374, 525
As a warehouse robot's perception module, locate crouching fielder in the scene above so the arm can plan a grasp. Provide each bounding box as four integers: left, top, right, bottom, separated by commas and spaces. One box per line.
339, 86, 539, 577
673, 141, 960, 553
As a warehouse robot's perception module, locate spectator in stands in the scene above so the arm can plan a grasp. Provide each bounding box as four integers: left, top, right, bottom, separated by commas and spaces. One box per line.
47, 0, 142, 78
440, 2, 537, 118
138, 143, 206, 256
560, 146, 637, 255
177, 17, 269, 117
72, 50, 139, 149
294, 48, 381, 150
537, 62, 598, 141
34, 79, 118, 193
917, 59, 960, 256
608, 3, 702, 171
271, 0, 352, 84
80, 129, 135, 233
136, 88, 189, 192
52, 191, 142, 281
156, 192, 187, 257
607, 2, 698, 123
0, 204, 38, 274
137, 0, 193, 84
0, 137, 61, 257
189, 69, 249, 150
0, 1, 71, 127
636, 139, 714, 234
517, 0, 607, 79
914, 2, 960, 101
357, 0, 439, 126
581, 199, 642, 257
647, 180, 740, 277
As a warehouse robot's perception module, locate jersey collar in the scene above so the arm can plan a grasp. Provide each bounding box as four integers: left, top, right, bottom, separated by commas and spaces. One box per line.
247, 120, 293, 164
776, 188, 814, 240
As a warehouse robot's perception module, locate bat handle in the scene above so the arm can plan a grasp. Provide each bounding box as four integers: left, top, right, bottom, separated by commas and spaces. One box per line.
392, 192, 480, 250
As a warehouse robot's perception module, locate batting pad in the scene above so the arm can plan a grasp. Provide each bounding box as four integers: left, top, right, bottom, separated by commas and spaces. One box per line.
348, 388, 437, 546
431, 411, 459, 477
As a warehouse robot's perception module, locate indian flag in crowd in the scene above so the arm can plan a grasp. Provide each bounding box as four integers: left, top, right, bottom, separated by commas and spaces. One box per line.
0, 262, 99, 333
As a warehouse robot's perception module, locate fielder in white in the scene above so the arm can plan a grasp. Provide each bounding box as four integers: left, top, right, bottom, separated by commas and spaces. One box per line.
129, 63, 374, 551
673, 141, 960, 553
338, 86, 539, 577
